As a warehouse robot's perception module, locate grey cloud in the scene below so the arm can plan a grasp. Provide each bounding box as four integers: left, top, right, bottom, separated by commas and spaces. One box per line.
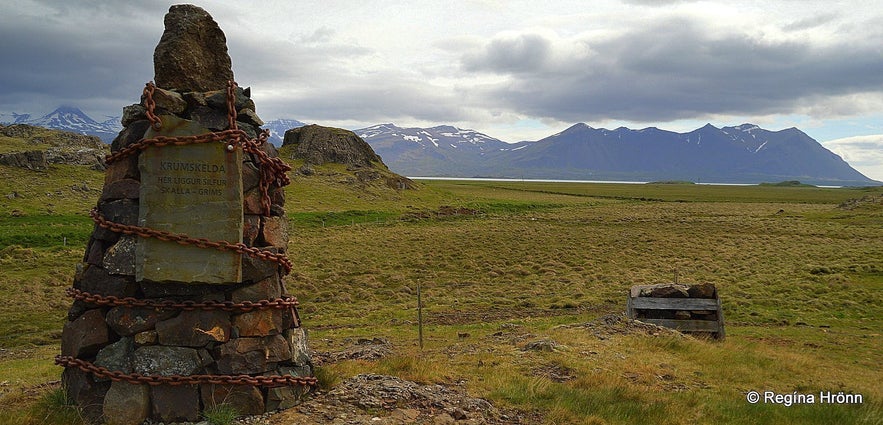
462, 17, 883, 122
782, 12, 840, 31
462, 33, 553, 74
258, 74, 470, 124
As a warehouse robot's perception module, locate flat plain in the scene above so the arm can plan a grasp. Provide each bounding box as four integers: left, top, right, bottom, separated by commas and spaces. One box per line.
0, 164, 880, 424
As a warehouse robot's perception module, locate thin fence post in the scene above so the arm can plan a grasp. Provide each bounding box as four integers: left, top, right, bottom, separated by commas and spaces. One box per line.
417, 281, 424, 350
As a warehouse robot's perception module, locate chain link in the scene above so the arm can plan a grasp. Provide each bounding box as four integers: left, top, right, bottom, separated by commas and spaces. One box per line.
143, 82, 162, 131
66, 287, 300, 313
56, 355, 317, 388
227, 80, 239, 131
90, 207, 293, 274
63, 82, 312, 390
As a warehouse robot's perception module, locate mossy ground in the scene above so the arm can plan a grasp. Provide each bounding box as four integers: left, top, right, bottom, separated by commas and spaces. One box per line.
0, 163, 880, 424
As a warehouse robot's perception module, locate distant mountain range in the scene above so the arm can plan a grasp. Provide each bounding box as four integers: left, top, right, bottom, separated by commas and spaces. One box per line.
263, 118, 306, 145
356, 122, 878, 186
3, 106, 877, 186
1, 106, 122, 142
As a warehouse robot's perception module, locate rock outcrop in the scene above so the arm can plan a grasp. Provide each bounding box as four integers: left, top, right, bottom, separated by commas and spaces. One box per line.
153, 4, 234, 92
282, 124, 384, 168
0, 150, 48, 170
0, 124, 108, 170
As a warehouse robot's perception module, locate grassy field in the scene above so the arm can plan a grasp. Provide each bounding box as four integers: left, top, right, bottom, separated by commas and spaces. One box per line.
0, 168, 881, 424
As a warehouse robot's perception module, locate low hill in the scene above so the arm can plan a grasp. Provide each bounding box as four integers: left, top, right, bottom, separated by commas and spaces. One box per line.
0, 124, 109, 171
279, 124, 416, 190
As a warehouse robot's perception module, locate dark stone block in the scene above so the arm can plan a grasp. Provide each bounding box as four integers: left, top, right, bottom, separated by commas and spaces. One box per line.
85, 238, 106, 266
104, 155, 140, 185
241, 250, 279, 283
230, 275, 281, 302
243, 188, 264, 215
270, 187, 285, 211
153, 4, 234, 92
156, 310, 231, 347
206, 87, 254, 112
242, 161, 260, 192
92, 223, 121, 245
77, 265, 138, 298
102, 235, 136, 276
146, 87, 187, 114
94, 337, 134, 382
260, 216, 289, 249
237, 122, 258, 140
688, 283, 717, 299
233, 309, 284, 337
100, 178, 140, 202
266, 385, 307, 412
152, 384, 200, 422
103, 381, 150, 425
120, 104, 147, 128
201, 384, 264, 416
67, 300, 89, 322
132, 345, 204, 376
62, 367, 110, 424
62, 308, 111, 358
110, 120, 150, 153
106, 306, 177, 336
99, 199, 139, 226
215, 335, 290, 374
243, 214, 261, 247
182, 91, 208, 110
190, 105, 229, 131
238, 108, 263, 127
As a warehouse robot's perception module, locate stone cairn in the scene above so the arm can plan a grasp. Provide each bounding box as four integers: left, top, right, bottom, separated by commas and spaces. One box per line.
58, 5, 314, 424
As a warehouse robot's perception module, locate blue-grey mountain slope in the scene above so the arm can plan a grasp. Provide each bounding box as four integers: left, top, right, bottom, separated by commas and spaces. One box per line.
359, 122, 878, 186
1, 106, 121, 142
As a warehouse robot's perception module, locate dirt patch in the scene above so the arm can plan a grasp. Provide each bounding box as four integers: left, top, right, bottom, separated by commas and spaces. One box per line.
838, 194, 882, 210
560, 313, 684, 339
313, 337, 393, 365
531, 363, 576, 383
267, 374, 540, 425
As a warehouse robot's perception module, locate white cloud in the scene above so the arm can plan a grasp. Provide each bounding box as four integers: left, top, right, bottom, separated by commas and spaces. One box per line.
822, 135, 883, 182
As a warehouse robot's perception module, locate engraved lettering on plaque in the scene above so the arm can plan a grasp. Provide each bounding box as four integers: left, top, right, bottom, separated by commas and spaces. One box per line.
135, 115, 243, 284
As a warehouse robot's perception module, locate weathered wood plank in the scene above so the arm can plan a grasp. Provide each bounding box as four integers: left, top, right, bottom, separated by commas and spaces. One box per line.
629, 297, 719, 310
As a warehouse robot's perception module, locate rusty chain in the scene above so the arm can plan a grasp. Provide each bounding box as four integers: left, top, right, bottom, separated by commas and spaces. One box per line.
56, 355, 317, 388
119, 81, 292, 217
227, 80, 238, 130
142, 82, 162, 131
61, 82, 312, 389
90, 208, 293, 274
66, 287, 299, 313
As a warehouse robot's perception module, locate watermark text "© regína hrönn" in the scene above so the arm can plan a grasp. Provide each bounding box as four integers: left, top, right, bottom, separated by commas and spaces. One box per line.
745, 390, 864, 406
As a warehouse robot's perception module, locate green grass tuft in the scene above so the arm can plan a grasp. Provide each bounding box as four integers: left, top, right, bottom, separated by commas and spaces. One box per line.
201, 404, 239, 425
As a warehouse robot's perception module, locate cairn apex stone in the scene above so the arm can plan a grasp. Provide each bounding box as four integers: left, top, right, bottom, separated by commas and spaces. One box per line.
153, 4, 234, 92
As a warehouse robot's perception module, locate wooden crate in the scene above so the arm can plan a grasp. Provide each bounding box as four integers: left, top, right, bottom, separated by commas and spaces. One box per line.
627, 289, 725, 340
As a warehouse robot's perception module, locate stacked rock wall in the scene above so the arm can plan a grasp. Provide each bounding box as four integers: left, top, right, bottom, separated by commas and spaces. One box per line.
60, 5, 312, 424
62, 82, 312, 424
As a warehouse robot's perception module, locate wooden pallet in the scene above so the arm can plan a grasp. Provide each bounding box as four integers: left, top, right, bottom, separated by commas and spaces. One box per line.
627, 291, 725, 340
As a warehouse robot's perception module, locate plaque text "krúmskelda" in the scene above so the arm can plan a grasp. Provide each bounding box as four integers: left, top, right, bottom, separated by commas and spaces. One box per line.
157, 161, 228, 196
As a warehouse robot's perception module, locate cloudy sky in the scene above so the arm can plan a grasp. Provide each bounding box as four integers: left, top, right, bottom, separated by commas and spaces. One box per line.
2, 0, 882, 180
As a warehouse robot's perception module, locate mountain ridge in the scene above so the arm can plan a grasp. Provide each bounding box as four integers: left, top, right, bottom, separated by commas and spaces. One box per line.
3, 106, 877, 186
